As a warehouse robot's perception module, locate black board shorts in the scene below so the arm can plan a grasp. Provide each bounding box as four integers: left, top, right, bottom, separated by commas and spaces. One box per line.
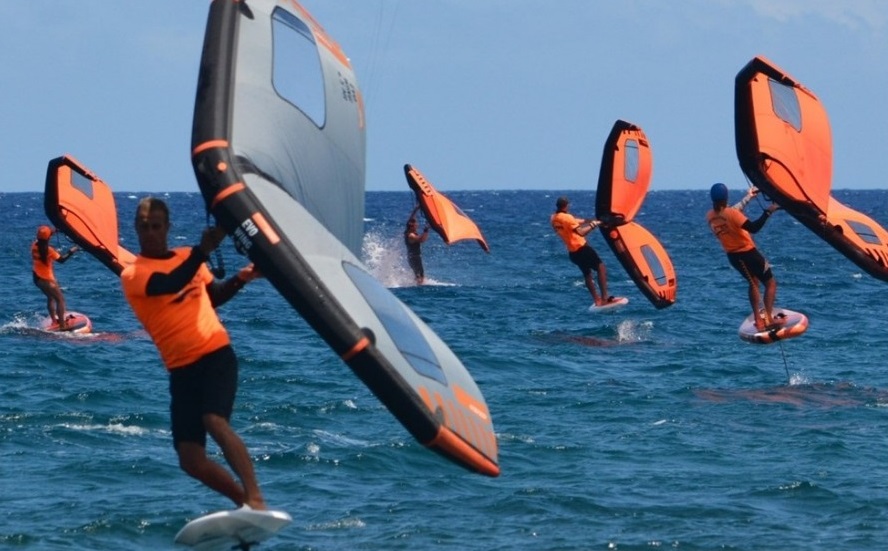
408, 253, 424, 279
568, 245, 602, 276
727, 248, 773, 283
169, 345, 238, 448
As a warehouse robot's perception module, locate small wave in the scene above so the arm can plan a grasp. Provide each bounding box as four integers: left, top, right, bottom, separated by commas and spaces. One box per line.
1, 312, 33, 330
58, 422, 150, 436
361, 231, 458, 288
310, 429, 372, 448
615, 319, 653, 343
694, 381, 888, 408
361, 230, 417, 288
307, 516, 367, 531
497, 432, 535, 444
418, 277, 456, 287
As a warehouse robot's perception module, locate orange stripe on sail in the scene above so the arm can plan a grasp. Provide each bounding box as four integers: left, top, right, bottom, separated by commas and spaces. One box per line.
251, 211, 281, 245
211, 183, 245, 209
341, 337, 370, 361
356, 89, 365, 130
285, 0, 351, 68
192, 139, 230, 157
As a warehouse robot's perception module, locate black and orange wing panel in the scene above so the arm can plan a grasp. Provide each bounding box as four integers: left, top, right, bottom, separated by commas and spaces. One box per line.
735, 56, 888, 280
595, 120, 652, 224
44, 155, 135, 275
603, 222, 676, 309
595, 120, 676, 308
404, 164, 490, 253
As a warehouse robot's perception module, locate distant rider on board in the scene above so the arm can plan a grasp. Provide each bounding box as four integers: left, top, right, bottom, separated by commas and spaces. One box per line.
550, 196, 615, 306
706, 183, 780, 331
31, 225, 78, 330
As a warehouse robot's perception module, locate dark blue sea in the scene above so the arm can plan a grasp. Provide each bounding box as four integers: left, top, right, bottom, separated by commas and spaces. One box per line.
3, 189, 888, 550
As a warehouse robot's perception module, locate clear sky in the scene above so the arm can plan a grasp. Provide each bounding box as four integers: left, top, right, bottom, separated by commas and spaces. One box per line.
1, 1, 886, 193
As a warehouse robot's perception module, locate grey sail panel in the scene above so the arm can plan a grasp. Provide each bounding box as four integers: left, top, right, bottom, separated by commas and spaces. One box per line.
191, 0, 498, 476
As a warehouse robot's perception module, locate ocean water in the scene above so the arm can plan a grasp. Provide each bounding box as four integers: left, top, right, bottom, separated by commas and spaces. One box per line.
2, 189, 888, 550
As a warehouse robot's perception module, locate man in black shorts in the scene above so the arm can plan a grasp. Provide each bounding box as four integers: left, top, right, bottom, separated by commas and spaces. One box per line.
550, 196, 613, 306
404, 206, 430, 284
121, 197, 267, 509
706, 183, 780, 330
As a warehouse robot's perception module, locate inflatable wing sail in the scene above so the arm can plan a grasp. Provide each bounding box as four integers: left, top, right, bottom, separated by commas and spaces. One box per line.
595, 120, 676, 309
735, 56, 888, 281
191, 0, 498, 476
404, 164, 490, 253
44, 155, 135, 275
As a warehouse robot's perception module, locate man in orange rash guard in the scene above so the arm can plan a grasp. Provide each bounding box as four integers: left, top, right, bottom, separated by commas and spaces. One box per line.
31, 225, 78, 329
121, 197, 267, 510
550, 196, 613, 306
706, 183, 780, 331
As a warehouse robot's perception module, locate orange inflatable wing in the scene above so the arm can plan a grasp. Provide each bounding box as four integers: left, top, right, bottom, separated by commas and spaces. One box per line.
735, 56, 888, 280
44, 155, 135, 275
603, 222, 677, 309
595, 120, 676, 308
595, 120, 652, 224
404, 164, 490, 253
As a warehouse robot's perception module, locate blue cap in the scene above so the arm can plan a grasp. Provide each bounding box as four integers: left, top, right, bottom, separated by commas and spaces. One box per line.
710, 183, 728, 203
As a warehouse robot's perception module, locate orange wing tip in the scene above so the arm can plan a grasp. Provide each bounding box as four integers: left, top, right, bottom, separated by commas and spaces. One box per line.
426, 425, 500, 477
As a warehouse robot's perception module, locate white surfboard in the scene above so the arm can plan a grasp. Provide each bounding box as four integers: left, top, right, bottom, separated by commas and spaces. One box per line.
738, 307, 809, 344
588, 296, 629, 312
174, 506, 292, 550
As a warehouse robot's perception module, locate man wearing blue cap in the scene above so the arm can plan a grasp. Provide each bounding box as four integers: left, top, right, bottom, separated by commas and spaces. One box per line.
706, 183, 780, 331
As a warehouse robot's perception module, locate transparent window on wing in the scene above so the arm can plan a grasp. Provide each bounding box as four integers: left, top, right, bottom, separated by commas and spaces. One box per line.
623, 139, 639, 183
641, 244, 667, 284
768, 78, 801, 132
272, 8, 326, 127
846, 219, 883, 246
70, 169, 95, 200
